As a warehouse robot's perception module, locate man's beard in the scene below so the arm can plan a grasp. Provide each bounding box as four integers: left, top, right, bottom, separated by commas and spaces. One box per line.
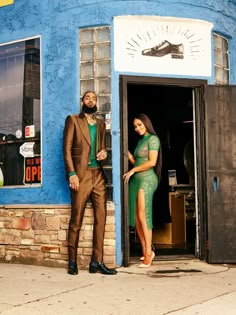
82, 104, 97, 114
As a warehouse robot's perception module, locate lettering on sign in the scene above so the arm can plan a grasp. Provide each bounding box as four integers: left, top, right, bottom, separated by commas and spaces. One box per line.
19, 142, 35, 157
24, 157, 41, 184
25, 125, 35, 138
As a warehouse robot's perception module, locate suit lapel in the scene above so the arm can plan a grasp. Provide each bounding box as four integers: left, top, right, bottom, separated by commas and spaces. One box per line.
77, 113, 90, 145
95, 119, 101, 152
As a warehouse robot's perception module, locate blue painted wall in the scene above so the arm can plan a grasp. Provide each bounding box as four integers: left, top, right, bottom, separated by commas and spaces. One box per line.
0, 0, 235, 205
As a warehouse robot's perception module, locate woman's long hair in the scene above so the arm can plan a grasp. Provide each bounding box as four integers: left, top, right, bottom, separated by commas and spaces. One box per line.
134, 113, 162, 182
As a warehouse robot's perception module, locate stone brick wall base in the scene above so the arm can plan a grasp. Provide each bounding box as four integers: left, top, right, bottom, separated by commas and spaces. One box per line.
0, 203, 116, 269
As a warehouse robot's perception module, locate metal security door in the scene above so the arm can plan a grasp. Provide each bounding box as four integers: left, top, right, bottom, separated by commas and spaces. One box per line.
205, 86, 236, 263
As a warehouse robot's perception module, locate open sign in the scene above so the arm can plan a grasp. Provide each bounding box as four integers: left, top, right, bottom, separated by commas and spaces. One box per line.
24, 157, 41, 184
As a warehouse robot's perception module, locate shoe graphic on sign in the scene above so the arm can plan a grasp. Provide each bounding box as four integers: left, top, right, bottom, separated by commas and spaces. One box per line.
142, 40, 184, 59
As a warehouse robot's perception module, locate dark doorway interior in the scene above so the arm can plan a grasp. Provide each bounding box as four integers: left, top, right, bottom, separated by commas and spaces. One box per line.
127, 84, 196, 258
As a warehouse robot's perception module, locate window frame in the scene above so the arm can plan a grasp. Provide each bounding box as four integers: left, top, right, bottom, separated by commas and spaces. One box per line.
79, 26, 113, 200
213, 33, 230, 85
0, 35, 42, 188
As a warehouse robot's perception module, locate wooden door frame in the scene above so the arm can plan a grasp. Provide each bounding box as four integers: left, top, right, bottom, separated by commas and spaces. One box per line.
120, 75, 207, 266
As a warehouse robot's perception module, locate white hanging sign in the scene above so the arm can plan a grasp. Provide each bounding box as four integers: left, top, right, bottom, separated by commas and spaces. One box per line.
20, 142, 35, 158
114, 16, 213, 77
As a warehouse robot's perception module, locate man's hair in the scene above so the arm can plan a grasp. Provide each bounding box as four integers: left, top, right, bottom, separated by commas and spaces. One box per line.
81, 91, 97, 102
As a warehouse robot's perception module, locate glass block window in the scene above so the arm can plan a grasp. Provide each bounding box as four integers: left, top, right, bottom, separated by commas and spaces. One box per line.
0, 37, 41, 187
213, 33, 229, 84
80, 26, 113, 200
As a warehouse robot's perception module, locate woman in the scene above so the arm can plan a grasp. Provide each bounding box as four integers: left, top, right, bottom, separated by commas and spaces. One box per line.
123, 114, 161, 267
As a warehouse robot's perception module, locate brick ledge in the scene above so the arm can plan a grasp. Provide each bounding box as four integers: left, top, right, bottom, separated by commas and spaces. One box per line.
0, 201, 115, 209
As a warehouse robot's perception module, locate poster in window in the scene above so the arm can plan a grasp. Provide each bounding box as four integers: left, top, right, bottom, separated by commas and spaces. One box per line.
24, 157, 41, 184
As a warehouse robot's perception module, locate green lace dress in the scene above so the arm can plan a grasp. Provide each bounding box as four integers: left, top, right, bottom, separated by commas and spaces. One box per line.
129, 133, 160, 230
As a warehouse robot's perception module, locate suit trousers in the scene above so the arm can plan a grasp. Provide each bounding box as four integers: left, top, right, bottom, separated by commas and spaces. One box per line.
68, 167, 107, 263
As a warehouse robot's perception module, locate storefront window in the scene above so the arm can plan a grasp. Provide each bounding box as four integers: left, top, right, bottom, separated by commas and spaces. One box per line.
213, 33, 229, 84
0, 37, 41, 187
80, 27, 112, 200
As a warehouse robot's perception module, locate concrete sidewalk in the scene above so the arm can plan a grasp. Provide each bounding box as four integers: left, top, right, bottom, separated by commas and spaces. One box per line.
0, 258, 235, 315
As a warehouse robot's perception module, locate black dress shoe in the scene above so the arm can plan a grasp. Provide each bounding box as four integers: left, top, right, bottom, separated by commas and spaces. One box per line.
68, 261, 78, 275
89, 261, 117, 275
142, 40, 184, 59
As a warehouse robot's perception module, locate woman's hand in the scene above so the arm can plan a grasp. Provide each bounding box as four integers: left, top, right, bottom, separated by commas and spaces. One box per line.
123, 169, 135, 183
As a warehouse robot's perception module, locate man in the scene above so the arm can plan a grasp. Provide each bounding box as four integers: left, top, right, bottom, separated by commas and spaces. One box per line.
63, 91, 117, 275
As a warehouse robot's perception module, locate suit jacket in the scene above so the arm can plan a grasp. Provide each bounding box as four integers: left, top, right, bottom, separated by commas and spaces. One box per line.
63, 112, 106, 181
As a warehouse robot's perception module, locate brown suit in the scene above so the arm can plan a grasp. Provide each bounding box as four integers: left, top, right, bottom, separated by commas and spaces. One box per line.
63, 113, 107, 262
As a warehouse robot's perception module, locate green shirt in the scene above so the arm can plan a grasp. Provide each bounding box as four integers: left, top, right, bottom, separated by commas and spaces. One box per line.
68, 122, 100, 177
88, 123, 99, 168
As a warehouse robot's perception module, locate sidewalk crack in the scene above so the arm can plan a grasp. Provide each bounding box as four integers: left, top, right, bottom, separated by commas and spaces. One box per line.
163, 290, 236, 314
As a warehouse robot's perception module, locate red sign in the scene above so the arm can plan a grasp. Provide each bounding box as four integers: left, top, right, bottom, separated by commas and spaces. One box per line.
25, 125, 35, 138
24, 157, 41, 184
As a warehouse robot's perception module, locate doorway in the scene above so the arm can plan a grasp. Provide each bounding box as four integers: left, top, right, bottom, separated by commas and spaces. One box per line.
120, 76, 207, 265
121, 78, 236, 265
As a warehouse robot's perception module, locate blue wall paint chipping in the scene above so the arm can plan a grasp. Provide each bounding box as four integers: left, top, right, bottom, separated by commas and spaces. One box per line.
0, 0, 235, 265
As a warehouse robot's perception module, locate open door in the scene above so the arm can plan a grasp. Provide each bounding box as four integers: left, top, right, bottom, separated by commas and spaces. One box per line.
120, 76, 236, 265
205, 85, 236, 263
120, 75, 205, 266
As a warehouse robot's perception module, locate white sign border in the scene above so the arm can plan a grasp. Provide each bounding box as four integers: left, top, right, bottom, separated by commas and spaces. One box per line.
114, 16, 214, 77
